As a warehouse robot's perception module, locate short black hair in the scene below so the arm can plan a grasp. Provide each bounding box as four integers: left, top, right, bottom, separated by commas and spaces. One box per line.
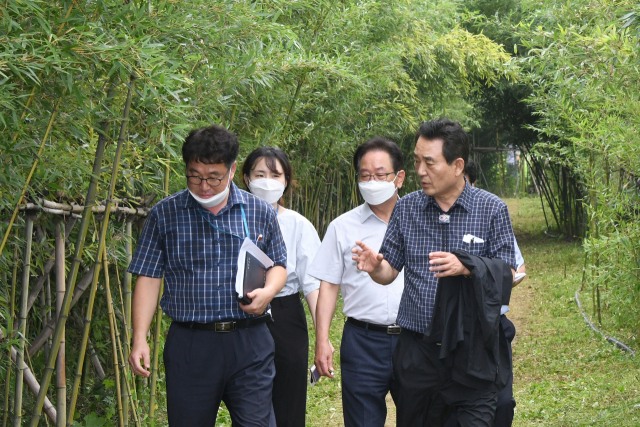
415, 119, 469, 166
464, 159, 478, 185
353, 136, 404, 172
182, 125, 239, 168
242, 146, 293, 193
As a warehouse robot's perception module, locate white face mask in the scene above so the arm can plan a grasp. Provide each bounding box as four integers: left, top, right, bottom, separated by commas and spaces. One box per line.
188, 176, 231, 208
358, 176, 398, 206
248, 178, 286, 205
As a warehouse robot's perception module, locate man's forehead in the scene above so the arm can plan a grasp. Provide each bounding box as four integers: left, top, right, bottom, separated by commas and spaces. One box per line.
187, 160, 230, 175
415, 137, 444, 159
359, 150, 394, 170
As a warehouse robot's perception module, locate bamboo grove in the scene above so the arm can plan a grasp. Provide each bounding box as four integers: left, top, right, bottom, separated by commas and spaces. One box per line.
2, 0, 640, 425
0, 0, 517, 425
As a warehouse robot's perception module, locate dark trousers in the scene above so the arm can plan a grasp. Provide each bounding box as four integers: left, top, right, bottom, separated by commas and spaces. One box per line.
442, 315, 516, 427
164, 322, 275, 427
340, 320, 400, 427
267, 294, 309, 427
391, 329, 498, 427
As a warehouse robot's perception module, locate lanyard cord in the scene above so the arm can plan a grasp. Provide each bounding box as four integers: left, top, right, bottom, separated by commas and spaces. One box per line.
199, 204, 250, 240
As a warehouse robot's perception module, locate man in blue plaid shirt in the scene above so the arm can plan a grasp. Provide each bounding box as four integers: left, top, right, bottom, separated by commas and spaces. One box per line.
353, 119, 516, 427
127, 125, 287, 427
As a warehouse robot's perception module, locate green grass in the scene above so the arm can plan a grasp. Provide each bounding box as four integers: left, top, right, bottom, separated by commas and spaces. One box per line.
508, 198, 640, 426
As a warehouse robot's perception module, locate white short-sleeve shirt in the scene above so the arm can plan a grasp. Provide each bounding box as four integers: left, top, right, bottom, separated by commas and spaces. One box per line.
275, 209, 321, 298
307, 203, 404, 325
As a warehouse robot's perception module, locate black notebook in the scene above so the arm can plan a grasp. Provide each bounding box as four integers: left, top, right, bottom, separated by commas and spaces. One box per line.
236, 251, 267, 305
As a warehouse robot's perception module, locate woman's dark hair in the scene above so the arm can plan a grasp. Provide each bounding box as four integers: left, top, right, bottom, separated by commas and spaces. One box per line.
241, 146, 293, 193
415, 119, 469, 166
352, 136, 404, 172
464, 159, 478, 185
182, 125, 239, 168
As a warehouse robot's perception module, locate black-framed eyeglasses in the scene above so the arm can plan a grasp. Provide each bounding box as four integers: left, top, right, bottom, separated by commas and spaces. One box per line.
356, 171, 397, 182
186, 168, 230, 187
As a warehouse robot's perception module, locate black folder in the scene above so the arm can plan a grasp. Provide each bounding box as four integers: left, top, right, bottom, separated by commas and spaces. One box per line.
236, 251, 267, 305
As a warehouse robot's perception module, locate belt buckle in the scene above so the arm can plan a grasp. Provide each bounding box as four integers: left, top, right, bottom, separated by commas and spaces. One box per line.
387, 325, 401, 335
215, 322, 235, 332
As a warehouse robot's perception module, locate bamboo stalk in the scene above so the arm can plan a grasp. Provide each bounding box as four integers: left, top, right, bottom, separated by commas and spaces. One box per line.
103, 250, 125, 427
41, 276, 50, 361
2, 240, 20, 427
66, 224, 108, 422
111, 276, 141, 426
149, 159, 169, 422
54, 220, 66, 427
28, 82, 117, 427
14, 214, 36, 427
65, 77, 135, 427
122, 219, 133, 426
0, 95, 65, 261
2, 351, 12, 427
113, 271, 137, 427
25, 216, 77, 314
114, 269, 141, 427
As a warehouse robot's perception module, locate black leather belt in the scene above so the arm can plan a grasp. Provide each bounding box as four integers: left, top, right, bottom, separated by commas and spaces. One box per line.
269, 293, 302, 309
174, 314, 272, 332
347, 317, 401, 335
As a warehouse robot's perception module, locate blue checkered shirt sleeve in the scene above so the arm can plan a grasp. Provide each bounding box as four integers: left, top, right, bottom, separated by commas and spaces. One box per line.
129, 209, 164, 278
264, 209, 287, 269
380, 203, 405, 273
488, 203, 517, 269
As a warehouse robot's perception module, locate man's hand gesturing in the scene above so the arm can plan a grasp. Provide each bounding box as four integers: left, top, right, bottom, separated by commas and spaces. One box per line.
351, 240, 384, 273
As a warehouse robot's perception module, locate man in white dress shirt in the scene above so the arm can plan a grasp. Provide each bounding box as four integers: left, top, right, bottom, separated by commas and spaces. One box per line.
309, 137, 406, 427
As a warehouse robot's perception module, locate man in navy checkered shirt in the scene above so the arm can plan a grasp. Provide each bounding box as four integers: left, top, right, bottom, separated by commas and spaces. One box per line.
127, 125, 287, 427
352, 119, 516, 427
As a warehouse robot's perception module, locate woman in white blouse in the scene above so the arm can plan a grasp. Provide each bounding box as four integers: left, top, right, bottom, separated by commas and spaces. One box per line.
242, 147, 321, 427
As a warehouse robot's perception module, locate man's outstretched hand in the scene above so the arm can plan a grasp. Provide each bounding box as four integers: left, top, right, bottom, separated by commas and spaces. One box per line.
351, 240, 384, 273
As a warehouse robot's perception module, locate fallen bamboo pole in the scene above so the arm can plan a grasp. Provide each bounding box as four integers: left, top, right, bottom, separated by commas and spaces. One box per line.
55, 220, 66, 427
103, 249, 124, 427
27, 81, 117, 427
0, 329, 57, 424
14, 214, 36, 427
18, 201, 149, 218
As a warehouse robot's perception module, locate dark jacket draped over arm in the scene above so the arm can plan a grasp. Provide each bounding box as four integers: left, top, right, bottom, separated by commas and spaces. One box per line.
425, 250, 513, 390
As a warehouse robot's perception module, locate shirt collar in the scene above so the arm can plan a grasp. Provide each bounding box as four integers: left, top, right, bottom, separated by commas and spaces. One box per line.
360, 202, 388, 224
183, 181, 246, 210
420, 179, 473, 214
